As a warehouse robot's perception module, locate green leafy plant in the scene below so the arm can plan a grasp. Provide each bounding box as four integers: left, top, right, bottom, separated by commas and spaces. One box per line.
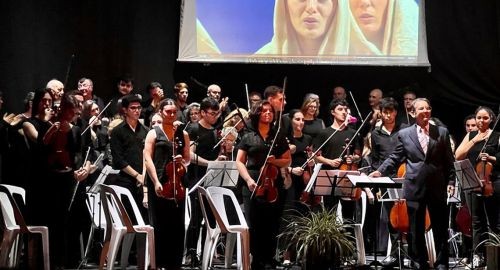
278, 207, 355, 267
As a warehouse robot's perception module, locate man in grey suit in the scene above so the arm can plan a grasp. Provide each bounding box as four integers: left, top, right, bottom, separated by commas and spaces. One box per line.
370, 98, 455, 270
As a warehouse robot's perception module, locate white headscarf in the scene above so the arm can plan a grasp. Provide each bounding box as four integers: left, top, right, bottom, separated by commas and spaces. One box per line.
256, 0, 351, 55
347, 0, 418, 56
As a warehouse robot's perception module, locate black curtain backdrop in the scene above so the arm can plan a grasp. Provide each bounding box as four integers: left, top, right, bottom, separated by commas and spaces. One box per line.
1, 0, 499, 140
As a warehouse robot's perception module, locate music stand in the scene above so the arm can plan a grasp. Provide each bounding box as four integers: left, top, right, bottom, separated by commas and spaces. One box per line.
372, 177, 407, 269
454, 160, 483, 269
204, 161, 239, 188
453, 160, 482, 193
80, 165, 120, 268
87, 165, 120, 194
306, 163, 361, 198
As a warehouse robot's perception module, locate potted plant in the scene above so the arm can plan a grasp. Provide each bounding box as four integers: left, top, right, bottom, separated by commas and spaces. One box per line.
477, 232, 500, 269
278, 207, 356, 270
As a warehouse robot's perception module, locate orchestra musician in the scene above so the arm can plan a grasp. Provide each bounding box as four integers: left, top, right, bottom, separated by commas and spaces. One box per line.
185, 97, 224, 264
144, 98, 190, 269
22, 88, 55, 225
367, 97, 404, 267
236, 100, 291, 270
313, 99, 363, 214
109, 94, 149, 221
43, 93, 94, 268
455, 106, 500, 267
370, 98, 455, 270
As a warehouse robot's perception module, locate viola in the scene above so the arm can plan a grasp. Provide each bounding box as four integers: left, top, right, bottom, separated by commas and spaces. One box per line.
255, 163, 279, 203
339, 138, 361, 201
161, 130, 186, 203
389, 200, 431, 233
476, 160, 494, 197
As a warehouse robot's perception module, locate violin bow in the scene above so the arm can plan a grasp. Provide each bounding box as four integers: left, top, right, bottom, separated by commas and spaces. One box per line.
337, 111, 373, 159
68, 146, 91, 212
81, 100, 113, 136
251, 77, 287, 200
299, 122, 345, 170
63, 54, 75, 88
348, 90, 364, 120
245, 83, 251, 111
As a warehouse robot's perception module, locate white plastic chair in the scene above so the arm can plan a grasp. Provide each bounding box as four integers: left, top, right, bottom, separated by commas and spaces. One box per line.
99, 184, 155, 270
336, 191, 367, 265
202, 186, 250, 270
198, 187, 223, 270
83, 165, 120, 263
0, 184, 50, 270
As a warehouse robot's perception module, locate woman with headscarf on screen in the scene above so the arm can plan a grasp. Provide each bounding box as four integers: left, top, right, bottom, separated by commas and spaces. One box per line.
347, 0, 418, 56
255, 0, 351, 56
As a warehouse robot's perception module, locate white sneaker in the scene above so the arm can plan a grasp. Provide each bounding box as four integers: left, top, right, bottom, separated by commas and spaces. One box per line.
473, 254, 485, 268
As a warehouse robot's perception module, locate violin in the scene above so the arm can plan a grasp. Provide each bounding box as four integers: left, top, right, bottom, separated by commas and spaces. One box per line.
161, 129, 186, 203
389, 200, 431, 233
476, 159, 494, 197
255, 163, 279, 203
47, 120, 73, 171
299, 146, 321, 207
339, 138, 362, 201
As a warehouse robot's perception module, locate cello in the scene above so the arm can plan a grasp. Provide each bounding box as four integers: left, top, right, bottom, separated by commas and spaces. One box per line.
161, 127, 186, 204
389, 162, 431, 232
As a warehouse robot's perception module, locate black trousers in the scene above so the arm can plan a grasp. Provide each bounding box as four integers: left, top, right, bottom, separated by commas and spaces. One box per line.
406, 196, 449, 268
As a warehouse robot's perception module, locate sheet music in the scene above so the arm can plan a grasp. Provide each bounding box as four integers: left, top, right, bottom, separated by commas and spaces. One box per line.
347, 174, 395, 185
205, 161, 239, 187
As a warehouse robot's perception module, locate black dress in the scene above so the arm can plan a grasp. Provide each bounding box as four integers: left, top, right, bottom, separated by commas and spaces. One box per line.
147, 126, 186, 269
238, 129, 289, 269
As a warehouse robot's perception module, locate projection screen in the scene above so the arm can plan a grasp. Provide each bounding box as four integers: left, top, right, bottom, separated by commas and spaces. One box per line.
178, 0, 429, 66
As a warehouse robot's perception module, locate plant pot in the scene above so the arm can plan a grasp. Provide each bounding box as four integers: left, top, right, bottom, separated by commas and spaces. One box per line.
486, 245, 500, 269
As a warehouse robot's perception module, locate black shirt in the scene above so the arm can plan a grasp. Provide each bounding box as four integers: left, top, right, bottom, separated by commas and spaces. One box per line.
238, 129, 289, 171
369, 124, 403, 176
312, 126, 362, 169
110, 121, 148, 176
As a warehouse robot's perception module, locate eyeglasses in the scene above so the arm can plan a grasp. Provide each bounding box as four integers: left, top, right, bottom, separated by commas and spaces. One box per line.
129, 106, 142, 111
262, 109, 274, 114
204, 111, 218, 117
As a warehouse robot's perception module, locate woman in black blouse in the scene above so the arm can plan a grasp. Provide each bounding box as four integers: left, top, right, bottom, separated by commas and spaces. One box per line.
300, 96, 325, 140
236, 101, 291, 270
455, 106, 500, 267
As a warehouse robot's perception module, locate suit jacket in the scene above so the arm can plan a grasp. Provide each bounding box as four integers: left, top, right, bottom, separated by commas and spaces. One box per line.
377, 124, 455, 201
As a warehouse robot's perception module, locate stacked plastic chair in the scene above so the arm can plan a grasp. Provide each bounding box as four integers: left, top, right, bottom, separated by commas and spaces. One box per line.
198, 186, 250, 270
0, 184, 50, 270
99, 184, 155, 270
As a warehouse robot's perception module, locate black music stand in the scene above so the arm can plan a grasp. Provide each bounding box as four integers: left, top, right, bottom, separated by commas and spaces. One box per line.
204, 161, 239, 188
347, 174, 402, 268
80, 165, 120, 269
454, 160, 483, 270
377, 178, 408, 269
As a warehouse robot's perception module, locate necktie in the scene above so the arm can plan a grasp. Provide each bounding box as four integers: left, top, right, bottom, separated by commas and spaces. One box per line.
419, 127, 428, 154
